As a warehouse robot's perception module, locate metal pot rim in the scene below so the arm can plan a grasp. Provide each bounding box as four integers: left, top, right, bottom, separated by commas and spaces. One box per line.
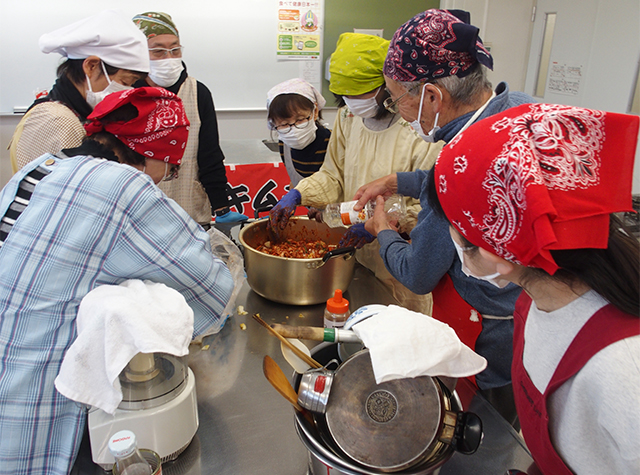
294, 344, 460, 474
294, 388, 460, 475
239, 216, 344, 262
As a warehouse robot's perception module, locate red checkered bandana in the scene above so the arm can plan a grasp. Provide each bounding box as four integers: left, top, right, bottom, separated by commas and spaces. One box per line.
84, 87, 189, 165
435, 103, 638, 274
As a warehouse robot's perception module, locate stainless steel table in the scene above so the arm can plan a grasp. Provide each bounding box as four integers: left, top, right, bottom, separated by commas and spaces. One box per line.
73, 264, 540, 475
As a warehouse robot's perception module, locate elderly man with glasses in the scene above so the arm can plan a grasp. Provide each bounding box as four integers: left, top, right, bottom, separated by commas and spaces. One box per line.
351, 9, 535, 428
133, 12, 247, 228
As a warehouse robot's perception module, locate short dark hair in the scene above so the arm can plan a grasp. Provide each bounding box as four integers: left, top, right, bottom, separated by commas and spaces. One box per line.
268, 94, 324, 127
57, 59, 121, 85
84, 103, 146, 166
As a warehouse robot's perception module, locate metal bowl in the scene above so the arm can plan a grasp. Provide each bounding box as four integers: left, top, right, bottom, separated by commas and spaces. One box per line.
239, 217, 355, 305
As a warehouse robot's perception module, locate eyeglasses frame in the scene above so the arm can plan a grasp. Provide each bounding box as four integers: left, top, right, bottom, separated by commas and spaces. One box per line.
148, 46, 184, 59
269, 106, 316, 133
383, 82, 425, 113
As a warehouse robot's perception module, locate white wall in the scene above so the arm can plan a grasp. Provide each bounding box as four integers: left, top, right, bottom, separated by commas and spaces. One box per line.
0, 1, 314, 112
444, 0, 639, 194
441, 0, 536, 92
524, 0, 640, 193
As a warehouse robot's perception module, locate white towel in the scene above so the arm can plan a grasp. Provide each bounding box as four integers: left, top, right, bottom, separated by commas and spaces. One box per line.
55, 279, 194, 414
351, 305, 487, 384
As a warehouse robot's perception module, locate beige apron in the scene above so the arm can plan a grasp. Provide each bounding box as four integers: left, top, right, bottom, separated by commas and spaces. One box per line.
158, 77, 212, 225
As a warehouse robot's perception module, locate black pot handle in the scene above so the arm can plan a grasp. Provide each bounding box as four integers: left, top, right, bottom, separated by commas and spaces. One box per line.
254, 206, 273, 219
454, 411, 483, 455
321, 246, 356, 265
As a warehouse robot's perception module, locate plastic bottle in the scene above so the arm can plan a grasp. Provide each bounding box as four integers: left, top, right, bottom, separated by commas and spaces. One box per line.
320, 194, 406, 228
324, 289, 351, 329
108, 430, 154, 475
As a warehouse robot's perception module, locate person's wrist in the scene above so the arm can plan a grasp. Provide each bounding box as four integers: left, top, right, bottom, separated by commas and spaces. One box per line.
214, 206, 230, 217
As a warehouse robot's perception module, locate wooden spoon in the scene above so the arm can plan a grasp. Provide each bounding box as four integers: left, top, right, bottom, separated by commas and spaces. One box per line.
263, 356, 315, 426
262, 355, 304, 411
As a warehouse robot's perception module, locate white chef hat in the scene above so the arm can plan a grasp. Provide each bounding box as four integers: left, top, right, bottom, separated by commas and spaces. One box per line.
39, 10, 150, 73
267, 78, 326, 110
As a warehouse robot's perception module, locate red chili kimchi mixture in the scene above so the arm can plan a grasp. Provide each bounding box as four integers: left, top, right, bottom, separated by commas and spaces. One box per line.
256, 239, 337, 259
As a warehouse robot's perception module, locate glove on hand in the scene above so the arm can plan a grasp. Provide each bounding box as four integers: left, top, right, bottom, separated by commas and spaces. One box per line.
216, 210, 249, 223
338, 223, 376, 249
268, 189, 301, 231
307, 207, 323, 223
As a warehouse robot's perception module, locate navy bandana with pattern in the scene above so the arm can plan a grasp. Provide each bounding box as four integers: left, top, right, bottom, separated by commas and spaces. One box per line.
384, 9, 493, 82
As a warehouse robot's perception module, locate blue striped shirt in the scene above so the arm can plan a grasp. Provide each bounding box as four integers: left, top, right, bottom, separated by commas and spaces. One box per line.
0, 154, 233, 474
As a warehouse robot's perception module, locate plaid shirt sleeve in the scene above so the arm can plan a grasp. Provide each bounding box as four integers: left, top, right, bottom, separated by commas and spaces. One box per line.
0, 155, 233, 474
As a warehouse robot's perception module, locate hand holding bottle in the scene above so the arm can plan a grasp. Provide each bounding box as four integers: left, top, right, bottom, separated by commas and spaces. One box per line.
352, 173, 398, 212
319, 195, 406, 228
364, 195, 399, 236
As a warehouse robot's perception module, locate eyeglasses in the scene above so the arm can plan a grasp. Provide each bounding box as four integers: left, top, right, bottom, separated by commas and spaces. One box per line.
269, 113, 313, 133
383, 83, 423, 113
161, 162, 180, 182
149, 46, 184, 60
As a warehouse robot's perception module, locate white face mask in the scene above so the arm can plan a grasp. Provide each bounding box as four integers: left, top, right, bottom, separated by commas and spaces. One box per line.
410, 84, 442, 143
343, 87, 381, 118
452, 238, 509, 288
149, 58, 184, 87
278, 119, 318, 150
86, 62, 132, 109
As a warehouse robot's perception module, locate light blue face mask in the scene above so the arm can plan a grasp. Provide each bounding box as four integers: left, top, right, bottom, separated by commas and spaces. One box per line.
451, 238, 509, 288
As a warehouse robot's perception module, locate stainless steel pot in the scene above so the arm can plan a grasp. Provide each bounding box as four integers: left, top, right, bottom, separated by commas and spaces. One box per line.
239, 217, 356, 305
294, 343, 482, 475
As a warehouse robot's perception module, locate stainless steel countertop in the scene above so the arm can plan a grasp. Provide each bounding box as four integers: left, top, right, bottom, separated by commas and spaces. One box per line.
73, 264, 540, 475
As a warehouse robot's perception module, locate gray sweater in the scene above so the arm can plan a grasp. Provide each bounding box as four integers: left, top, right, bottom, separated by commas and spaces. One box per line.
377, 82, 533, 389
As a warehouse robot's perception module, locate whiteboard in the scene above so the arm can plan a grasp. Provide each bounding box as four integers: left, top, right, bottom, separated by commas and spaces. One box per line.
0, 1, 313, 113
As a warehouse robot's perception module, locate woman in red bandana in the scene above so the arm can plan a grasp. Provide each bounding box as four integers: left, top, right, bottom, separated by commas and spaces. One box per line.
0, 87, 234, 474
429, 103, 639, 474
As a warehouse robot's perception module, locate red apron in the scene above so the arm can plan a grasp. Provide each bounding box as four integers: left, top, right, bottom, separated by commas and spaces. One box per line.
512, 294, 639, 474
431, 273, 483, 389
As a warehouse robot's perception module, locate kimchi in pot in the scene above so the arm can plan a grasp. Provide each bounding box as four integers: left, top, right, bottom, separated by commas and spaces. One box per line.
239, 217, 356, 305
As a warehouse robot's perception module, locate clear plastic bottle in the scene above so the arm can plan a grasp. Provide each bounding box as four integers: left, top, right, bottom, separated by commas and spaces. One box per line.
108, 430, 154, 475
320, 194, 406, 227
324, 289, 351, 328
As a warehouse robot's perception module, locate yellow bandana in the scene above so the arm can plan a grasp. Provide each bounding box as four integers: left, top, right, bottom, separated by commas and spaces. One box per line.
329, 33, 390, 96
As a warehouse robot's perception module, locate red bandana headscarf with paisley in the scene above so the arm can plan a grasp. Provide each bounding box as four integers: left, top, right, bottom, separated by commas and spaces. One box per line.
384, 9, 493, 82
84, 87, 189, 165
435, 103, 639, 274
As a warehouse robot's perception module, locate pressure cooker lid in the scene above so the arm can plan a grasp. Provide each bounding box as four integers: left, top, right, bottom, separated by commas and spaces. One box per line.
325, 349, 445, 472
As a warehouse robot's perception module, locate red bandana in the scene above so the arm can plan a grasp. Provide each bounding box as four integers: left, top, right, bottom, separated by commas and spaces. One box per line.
84, 87, 189, 165
435, 103, 639, 274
